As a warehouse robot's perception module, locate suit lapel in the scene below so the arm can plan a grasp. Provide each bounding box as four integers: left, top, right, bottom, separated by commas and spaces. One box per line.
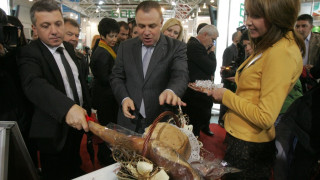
36, 40, 65, 92
144, 35, 167, 83
132, 40, 144, 80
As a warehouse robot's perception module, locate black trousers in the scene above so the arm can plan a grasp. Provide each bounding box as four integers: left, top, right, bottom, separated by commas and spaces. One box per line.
40, 128, 84, 180
182, 88, 213, 136
288, 142, 319, 180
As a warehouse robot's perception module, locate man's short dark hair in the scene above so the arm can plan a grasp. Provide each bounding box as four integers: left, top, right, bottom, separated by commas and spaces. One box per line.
135, 1, 163, 20
30, 0, 62, 25
232, 32, 238, 41
64, 17, 80, 31
98, 18, 120, 37
118, 21, 129, 30
297, 14, 313, 25
197, 23, 208, 34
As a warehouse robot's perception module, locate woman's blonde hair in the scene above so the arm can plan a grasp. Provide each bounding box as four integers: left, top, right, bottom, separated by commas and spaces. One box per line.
245, 0, 305, 56
161, 18, 183, 41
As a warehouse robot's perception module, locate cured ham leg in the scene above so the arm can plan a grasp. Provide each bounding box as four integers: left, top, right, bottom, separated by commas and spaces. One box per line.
87, 121, 201, 180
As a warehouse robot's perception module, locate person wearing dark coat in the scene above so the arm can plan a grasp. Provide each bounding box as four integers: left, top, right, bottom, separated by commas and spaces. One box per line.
89, 17, 120, 166
182, 24, 218, 136
18, 1, 91, 179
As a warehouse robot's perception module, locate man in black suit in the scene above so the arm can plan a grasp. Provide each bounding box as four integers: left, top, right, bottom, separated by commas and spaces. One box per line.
183, 25, 218, 136
18, 1, 91, 179
110, 1, 188, 133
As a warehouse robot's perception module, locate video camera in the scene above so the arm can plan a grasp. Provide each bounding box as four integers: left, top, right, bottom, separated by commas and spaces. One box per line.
0, 25, 18, 49
221, 61, 237, 78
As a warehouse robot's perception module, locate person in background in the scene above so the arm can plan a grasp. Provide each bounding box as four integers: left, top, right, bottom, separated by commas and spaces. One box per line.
128, 20, 135, 38
218, 29, 252, 127
295, 14, 320, 67
182, 25, 218, 136
90, 34, 100, 55
90, 18, 120, 166
1, 9, 35, 166
295, 14, 320, 92
197, 23, 208, 34
7, 16, 27, 47
161, 18, 183, 41
18, 0, 91, 179
131, 20, 139, 38
241, 30, 253, 59
205, 0, 304, 178
110, 1, 188, 133
222, 31, 240, 66
117, 21, 129, 43
63, 17, 89, 81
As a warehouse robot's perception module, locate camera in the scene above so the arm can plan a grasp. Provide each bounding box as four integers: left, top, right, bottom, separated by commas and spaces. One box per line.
221, 62, 237, 78
0, 25, 18, 49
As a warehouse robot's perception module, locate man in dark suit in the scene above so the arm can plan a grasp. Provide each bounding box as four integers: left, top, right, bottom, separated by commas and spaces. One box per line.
222, 31, 240, 66
18, 1, 91, 179
110, 1, 188, 133
182, 25, 218, 136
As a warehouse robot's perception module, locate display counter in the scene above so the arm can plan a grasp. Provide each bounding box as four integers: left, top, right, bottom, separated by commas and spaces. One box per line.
73, 163, 119, 180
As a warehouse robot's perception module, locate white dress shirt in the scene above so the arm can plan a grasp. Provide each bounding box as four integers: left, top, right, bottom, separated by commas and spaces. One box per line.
43, 42, 83, 106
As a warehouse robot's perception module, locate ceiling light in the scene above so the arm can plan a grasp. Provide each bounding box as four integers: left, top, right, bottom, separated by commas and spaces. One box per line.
171, 1, 176, 6
75, 15, 78, 19
210, 0, 214, 3
96, 9, 99, 13
203, 3, 206, 9
116, 7, 120, 13
99, 1, 103, 5
198, 7, 201, 13
70, 13, 73, 17
161, 7, 165, 12
29, 0, 33, 1
192, 13, 195, 17
84, 18, 86, 22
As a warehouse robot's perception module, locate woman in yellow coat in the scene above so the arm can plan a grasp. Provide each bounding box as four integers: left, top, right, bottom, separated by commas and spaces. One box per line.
208, 0, 305, 179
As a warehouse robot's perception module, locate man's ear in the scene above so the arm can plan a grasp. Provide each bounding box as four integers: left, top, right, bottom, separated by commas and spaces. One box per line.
31, 24, 37, 35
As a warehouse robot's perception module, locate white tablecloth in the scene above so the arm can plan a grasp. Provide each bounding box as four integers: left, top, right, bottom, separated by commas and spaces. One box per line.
73, 163, 119, 180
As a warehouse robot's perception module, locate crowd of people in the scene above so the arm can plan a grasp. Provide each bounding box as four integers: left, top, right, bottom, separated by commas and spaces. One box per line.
0, 0, 319, 179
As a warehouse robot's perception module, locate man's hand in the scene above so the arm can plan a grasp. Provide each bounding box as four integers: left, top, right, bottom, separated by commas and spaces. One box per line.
65, 104, 88, 132
122, 98, 136, 119
159, 89, 186, 106
207, 88, 227, 103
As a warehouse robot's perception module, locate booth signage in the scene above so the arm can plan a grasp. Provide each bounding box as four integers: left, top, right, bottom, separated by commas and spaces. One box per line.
111, 10, 135, 18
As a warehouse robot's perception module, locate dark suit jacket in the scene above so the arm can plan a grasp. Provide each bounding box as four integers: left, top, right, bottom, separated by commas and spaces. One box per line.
186, 37, 216, 82
222, 43, 238, 66
18, 39, 91, 153
110, 34, 188, 131
90, 46, 116, 107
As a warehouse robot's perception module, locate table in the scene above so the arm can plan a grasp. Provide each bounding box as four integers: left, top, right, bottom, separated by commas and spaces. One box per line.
73, 163, 119, 180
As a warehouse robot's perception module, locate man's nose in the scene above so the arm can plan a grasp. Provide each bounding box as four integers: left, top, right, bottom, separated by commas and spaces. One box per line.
51, 26, 58, 34
144, 27, 151, 35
